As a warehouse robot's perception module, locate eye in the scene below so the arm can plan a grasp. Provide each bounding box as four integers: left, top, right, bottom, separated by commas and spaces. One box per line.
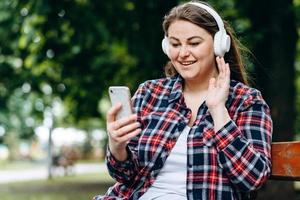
170, 43, 180, 48
190, 42, 200, 47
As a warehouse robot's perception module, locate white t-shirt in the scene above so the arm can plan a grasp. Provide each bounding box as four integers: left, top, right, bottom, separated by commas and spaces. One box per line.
139, 126, 190, 200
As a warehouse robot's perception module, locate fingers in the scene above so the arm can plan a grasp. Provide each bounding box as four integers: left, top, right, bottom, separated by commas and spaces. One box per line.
116, 121, 141, 137
208, 77, 216, 90
109, 124, 141, 146
119, 128, 142, 143
216, 56, 226, 76
110, 127, 141, 143
111, 114, 138, 130
216, 57, 230, 85
106, 97, 142, 152
107, 112, 141, 143
107, 103, 122, 123
217, 57, 230, 75
225, 62, 230, 78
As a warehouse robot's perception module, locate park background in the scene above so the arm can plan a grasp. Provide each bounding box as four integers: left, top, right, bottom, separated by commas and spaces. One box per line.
0, 0, 299, 199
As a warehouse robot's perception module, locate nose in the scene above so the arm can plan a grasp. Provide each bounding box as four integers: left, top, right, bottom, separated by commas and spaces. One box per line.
178, 45, 190, 57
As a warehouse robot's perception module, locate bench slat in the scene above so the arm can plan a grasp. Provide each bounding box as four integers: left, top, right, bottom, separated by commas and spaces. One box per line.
270, 141, 300, 181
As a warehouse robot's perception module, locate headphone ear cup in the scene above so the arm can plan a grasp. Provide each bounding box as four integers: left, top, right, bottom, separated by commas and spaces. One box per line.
214, 31, 231, 57
161, 36, 170, 58
223, 34, 231, 54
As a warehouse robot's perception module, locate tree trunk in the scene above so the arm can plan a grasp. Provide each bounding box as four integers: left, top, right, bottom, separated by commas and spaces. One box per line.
236, 0, 298, 198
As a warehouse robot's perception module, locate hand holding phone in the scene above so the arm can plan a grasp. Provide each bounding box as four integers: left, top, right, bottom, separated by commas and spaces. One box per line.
108, 86, 133, 120
107, 86, 141, 161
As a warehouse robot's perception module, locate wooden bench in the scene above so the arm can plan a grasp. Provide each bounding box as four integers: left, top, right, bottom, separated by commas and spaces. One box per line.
270, 141, 300, 181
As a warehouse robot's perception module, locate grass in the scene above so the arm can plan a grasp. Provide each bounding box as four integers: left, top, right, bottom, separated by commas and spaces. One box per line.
0, 159, 102, 170
0, 172, 115, 200
0, 160, 45, 170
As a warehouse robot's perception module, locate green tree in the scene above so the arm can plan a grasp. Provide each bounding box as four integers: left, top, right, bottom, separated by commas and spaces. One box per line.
0, 0, 180, 131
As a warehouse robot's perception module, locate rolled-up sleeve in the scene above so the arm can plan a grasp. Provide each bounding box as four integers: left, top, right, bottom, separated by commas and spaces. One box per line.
106, 146, 139, 183
215, 93, 272, 191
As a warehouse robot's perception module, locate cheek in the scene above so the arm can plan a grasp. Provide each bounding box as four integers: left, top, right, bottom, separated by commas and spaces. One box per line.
193, 46, 215, 62
205, 42, 215, 56
169, 48, 179, 60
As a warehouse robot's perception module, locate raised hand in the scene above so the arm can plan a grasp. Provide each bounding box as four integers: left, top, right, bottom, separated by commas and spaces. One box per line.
206, 56, 230, 110
106, 103, 141, 161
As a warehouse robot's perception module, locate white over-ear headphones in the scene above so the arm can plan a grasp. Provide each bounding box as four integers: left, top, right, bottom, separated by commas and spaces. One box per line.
162, 1, 231, 57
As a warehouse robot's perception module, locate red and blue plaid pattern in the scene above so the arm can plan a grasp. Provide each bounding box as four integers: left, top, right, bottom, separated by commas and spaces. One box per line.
94, 75, 272, 200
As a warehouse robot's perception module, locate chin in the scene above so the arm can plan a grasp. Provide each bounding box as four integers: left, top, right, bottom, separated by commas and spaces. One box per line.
180, 74, 198, 81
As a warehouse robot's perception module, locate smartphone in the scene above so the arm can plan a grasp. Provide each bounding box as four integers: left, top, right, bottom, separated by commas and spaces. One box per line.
108, 86, 133, 120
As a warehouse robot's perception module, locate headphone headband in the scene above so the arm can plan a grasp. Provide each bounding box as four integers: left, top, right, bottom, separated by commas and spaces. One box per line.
187, 2, 225, 32
162, 1, 231, 57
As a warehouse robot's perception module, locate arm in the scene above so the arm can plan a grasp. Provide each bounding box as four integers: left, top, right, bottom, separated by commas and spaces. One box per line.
214, 97, 272, 191
206, 57, 272, 191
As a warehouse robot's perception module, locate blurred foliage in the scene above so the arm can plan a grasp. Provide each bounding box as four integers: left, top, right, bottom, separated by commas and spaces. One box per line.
0, 0, 299, 143
0, 0, 180, 142
294, 0, 300, 135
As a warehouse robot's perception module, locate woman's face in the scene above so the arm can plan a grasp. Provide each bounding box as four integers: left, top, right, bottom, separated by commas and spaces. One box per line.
168, 20, 217, 82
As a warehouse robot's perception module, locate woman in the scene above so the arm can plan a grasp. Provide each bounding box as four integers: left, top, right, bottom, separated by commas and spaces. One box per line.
94, 1, 272, 199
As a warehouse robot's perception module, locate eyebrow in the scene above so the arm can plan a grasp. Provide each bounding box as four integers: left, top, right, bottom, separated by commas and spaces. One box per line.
169, 36, 203, 41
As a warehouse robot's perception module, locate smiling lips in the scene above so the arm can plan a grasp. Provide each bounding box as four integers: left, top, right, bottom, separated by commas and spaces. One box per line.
179, 61, 197, 66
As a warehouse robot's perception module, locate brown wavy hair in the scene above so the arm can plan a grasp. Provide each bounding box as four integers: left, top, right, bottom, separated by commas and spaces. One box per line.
162, 1, 249, 85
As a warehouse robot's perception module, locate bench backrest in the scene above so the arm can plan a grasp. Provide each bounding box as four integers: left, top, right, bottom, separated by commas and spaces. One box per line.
270, 141, 300, 181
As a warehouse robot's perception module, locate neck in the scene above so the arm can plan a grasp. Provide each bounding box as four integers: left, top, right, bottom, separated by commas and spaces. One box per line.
184, 79, 208, 94
183, 70, 217, 94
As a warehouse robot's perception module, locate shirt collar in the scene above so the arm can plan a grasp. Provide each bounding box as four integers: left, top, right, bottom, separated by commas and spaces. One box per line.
168, 76, 240, 105
169, 75, 184, 103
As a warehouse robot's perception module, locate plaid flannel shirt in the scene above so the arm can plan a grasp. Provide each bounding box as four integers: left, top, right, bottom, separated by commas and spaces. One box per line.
94, 75, 272, 200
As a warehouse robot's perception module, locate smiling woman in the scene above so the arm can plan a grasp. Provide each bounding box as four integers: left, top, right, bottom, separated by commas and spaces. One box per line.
94, 1, 273, 200
167, 20, 216, 85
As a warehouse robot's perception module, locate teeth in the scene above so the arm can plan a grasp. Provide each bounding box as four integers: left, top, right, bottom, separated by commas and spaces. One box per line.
181, 61, 195, 65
